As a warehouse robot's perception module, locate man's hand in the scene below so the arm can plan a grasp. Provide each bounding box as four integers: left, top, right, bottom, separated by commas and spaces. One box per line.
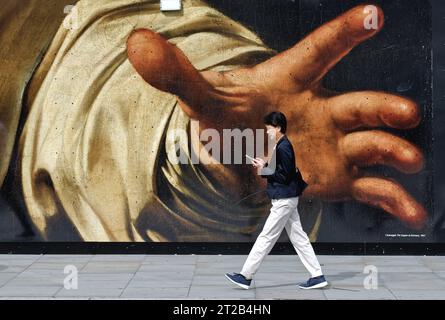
126, 5, 426, 230
252, 158, 266, 169
252, 158, 266, 177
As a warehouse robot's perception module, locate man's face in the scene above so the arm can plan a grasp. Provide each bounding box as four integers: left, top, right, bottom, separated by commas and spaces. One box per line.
266, 125, 280, 141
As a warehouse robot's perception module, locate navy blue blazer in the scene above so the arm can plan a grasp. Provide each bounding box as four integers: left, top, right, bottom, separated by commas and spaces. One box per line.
259, 135, 308, 200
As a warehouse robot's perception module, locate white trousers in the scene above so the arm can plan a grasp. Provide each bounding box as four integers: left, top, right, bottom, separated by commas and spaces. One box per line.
241, 197, 323, 279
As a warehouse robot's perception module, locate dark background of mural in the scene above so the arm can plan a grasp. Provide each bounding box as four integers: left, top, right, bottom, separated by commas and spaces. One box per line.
0, 0, 443, 243
432, 0, 445, 242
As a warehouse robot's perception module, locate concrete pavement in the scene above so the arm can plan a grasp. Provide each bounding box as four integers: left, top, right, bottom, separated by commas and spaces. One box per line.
0, 254, 444, 299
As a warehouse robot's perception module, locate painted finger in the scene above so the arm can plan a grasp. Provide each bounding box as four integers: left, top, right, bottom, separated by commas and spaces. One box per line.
340, 130, 424, 174
253, 4, 384, 89
351, 177, 427, 230
331, 91, 421, 130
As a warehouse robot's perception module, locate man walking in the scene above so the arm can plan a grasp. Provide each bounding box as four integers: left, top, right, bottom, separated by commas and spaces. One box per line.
225, 111, 328, 290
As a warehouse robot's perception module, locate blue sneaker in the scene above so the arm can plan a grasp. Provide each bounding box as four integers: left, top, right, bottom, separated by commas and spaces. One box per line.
298, 275, 328, 289
225, 273, 252, 290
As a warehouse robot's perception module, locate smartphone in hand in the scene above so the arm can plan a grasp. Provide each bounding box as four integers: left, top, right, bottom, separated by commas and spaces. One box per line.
245, 154, 255, 163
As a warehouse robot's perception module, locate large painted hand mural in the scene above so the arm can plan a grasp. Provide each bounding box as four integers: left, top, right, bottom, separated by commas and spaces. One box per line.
0, 0, 434, 242
127, 4, 426, 230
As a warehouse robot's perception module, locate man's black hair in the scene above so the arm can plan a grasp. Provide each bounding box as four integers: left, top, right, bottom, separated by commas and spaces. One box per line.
263, 111, 287, 134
